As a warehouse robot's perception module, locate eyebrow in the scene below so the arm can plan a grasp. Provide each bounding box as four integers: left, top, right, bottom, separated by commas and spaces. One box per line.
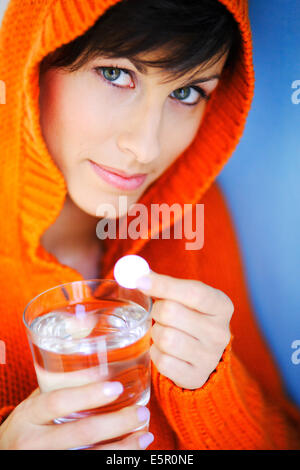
127, 58, 220, 86
97, 56, 221, 86
181, 74, 221, 87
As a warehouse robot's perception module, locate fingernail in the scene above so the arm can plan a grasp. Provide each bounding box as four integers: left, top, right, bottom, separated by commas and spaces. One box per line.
139, 432, 154, 449
137, 406, 150, 422
136, 276, 152, 290
102, 381, 124, 397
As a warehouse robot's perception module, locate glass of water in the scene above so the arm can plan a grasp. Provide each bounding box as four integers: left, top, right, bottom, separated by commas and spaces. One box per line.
23, 279, 152, 445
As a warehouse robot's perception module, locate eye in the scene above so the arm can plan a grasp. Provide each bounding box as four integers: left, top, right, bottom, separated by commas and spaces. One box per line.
170, 86, 208, 106
96, 66, 134, 88
95, 66, 209, 105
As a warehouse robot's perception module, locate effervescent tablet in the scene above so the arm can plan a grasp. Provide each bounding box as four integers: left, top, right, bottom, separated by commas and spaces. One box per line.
114, 255, 150, 289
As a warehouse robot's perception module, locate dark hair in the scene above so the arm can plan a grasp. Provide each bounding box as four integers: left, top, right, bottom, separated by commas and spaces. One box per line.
40, 0, 241, 81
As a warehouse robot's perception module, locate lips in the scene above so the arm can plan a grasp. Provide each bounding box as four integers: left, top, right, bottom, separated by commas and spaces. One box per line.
89, 160, 147, 191
98, 163, 145, 179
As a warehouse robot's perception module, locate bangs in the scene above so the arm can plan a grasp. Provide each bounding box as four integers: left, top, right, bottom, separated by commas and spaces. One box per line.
40, 0, 241, 80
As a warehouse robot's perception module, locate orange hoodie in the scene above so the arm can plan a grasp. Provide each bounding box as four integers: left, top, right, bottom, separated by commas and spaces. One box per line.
1, 0, 300, 450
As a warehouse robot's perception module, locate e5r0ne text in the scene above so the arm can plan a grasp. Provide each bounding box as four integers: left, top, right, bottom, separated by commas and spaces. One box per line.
150, 454, 194, 464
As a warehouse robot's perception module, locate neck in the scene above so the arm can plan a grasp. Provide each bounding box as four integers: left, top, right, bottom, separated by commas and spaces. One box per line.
41, 194, 101, 253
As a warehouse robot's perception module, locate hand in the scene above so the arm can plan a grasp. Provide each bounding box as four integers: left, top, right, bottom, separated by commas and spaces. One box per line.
0, 382, 153, 450
136, 270, 234, 390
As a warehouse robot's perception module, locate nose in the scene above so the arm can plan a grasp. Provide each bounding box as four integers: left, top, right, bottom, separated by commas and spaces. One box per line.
116, 103, 162, 165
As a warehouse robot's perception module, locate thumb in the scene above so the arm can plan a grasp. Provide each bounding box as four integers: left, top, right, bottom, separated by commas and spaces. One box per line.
135, 270, 154, 292
135, 269, 177, 300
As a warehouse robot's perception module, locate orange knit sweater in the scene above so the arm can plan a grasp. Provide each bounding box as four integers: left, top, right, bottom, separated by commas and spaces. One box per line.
1, 0, 300, 450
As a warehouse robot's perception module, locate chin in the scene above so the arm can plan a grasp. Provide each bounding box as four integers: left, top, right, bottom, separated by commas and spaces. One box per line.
67, 187, 132, 220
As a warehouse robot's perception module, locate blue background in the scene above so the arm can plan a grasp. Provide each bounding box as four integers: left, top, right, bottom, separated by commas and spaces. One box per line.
1, 0, 300, 406
218, 0, 300, 407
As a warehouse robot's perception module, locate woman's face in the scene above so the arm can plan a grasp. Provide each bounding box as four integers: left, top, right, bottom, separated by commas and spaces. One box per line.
39, 50, 227, 218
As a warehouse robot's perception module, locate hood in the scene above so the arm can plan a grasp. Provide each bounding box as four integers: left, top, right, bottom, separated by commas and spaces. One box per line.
0, 0, 254, 275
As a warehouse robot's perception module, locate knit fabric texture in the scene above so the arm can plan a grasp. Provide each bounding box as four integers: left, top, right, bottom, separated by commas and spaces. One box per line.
0, 0, 300, 449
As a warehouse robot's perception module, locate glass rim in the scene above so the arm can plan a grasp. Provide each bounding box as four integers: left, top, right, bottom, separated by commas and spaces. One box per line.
23, 278, 153, 343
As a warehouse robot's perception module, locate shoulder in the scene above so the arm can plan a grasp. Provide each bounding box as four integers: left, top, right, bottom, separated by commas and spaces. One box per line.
200, 180, 237, 244
198, 181, 248, 287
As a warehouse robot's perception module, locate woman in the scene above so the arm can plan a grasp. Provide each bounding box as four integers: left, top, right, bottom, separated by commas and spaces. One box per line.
0, 0, 300, 450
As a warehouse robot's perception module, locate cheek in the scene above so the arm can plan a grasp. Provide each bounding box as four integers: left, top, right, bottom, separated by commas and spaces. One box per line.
161, 102, 206, 169
39, 72, 116, 169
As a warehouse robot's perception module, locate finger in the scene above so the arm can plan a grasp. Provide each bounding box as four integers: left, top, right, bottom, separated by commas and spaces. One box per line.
151, 321, 228, 373
137, 270, 233, 318
25, 381, 124, 425
151, 299, 206, 340
151, 322, 201, 366
90, 431, 154, 450
42, 404, 150, 450
151, 300, 231, 341
150, 343, 219, 389
26, 388, 40, 399
150, 343, 204, 389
